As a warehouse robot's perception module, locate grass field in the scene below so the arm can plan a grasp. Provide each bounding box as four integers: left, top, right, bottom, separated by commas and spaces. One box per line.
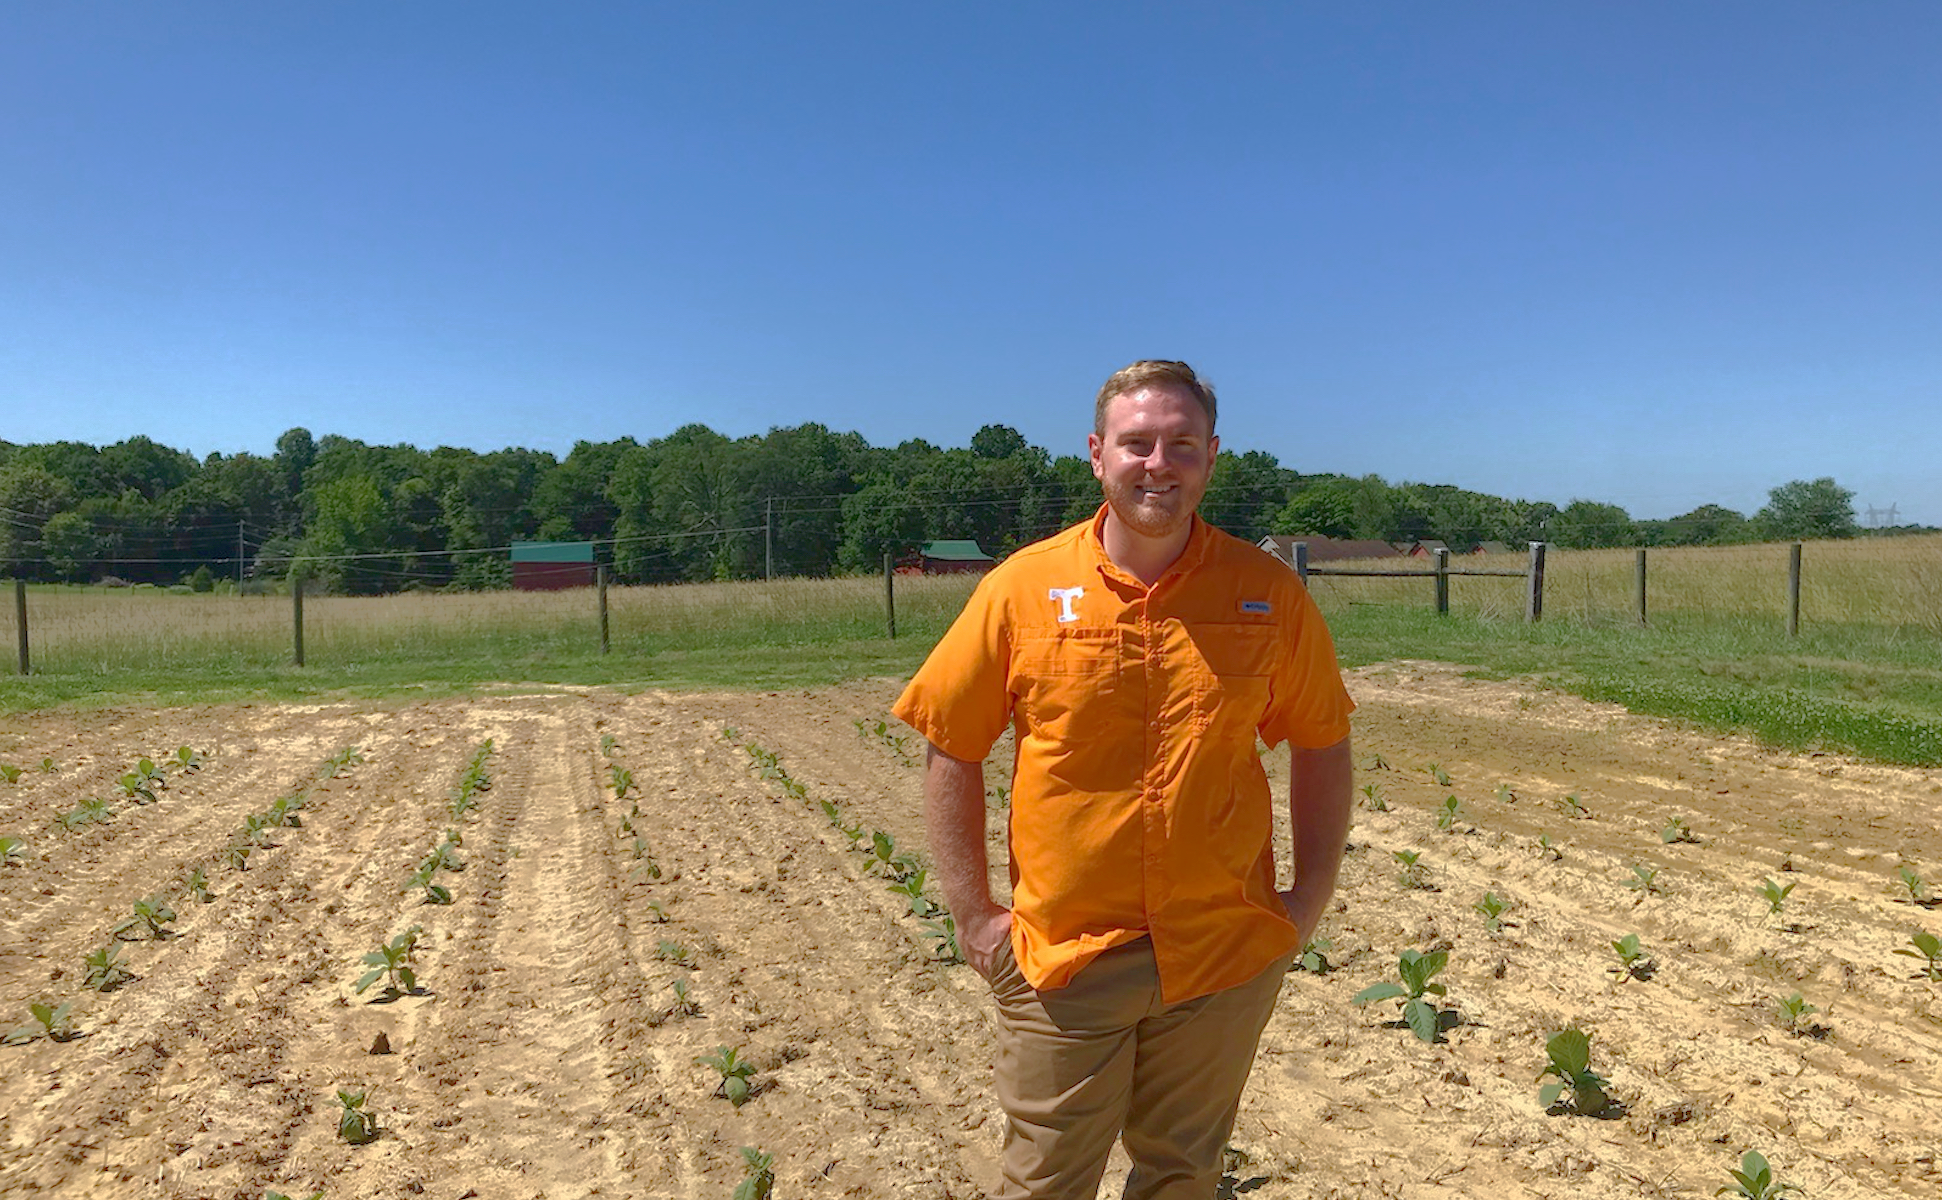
5, 534, 1941, 764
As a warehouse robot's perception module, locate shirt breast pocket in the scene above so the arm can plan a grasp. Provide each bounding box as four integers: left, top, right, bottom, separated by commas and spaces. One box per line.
1012, 630, 1121, 744
1187, 623, 1278, 740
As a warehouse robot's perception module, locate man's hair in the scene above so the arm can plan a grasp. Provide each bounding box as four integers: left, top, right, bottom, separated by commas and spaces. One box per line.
1093, 360, 1217, 436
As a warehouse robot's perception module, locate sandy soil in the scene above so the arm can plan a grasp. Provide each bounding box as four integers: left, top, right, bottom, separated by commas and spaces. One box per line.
0, 664, 1938, 1199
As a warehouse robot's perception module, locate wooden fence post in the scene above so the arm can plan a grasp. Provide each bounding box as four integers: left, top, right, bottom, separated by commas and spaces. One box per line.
291, 574, 305, 667
883, 553, 896, 639
1433, 548, 1450, 615
1293, 541, 1308, 584
1526, 542, 1546, 622
1787, 542, 1802, 638
13, 579, 27, 676
597, 565, 610, 656
1635, 549, 1648, 626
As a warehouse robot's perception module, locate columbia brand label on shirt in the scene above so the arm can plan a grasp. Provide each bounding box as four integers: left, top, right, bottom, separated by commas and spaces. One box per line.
1240, 600, 1273, 615
1049, 587, 1085, 622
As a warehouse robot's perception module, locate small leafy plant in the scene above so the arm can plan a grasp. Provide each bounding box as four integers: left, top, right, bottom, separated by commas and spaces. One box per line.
1895, 931, 1942, 981
610, 764, 633, 799
1473, 892, 1510, 933
336, 1088, 378, 1144
1773, 992, 1821, 1036
1717, 1149, 1801, 1199
321, 745, 365, 778
0, 763, 21, 784
266, 794, 305, 829
734, 1146, 775, 1200
84, 943, 134, 991
1757, 877, 1797, 922
1557, 792, 1589, 819
115, 894, 179, 940
698, 1045, 757, 1107
3, 1000, 78, 1045
1434, 795, 1464, 831
1662, 815, 1699, 844
669, 977, 699, 1017
1536, 832, 1562, 861
600, 733, 618, 757
1392, 849, 1431, 890
1358, 783, 1388, 812
1294, 938, 1333, 974
1894, 865, 1931, 904
38, 757, 56, 773
1425, 763, 1452, 788
888, 870, 940, 918
1493, 783, 1516, 803
355, 927, 423, 999
170, 745, 203, 774
1624, 863, 1662, 898
922, 913, 963, 964
1352, 949, 1450, 1043
1536, 1028, 1612, 1115
1610, 933, 1653, 982
656, 940, 695, 968
185, 866, 213, 903
0, 836, 26, 867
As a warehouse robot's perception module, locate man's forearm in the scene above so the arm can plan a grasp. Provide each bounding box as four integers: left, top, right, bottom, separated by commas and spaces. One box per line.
922, 743, 1000, 921
1283, 736, 1354, 941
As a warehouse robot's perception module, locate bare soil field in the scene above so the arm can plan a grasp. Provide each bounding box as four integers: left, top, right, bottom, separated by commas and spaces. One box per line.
1, 664, 1938, 1199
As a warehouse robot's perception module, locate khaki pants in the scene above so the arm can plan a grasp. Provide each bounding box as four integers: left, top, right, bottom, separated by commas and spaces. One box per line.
987, 937, 1293, 1200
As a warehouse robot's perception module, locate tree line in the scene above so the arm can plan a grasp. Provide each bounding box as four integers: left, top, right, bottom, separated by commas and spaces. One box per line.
0, 425, 1888, 594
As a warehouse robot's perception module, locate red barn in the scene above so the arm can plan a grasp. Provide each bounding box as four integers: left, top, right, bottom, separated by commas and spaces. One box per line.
511, 541, 596, 590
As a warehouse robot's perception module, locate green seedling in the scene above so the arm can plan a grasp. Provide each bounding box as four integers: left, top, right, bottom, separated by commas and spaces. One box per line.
1557, 792, 1589, 819
225, 841, 253, 872
1473, 892, 1510, 933
838, 819, 866, 846
241, 812, 276, 845
819, 798, 842, 826
1773, 992, 1821, 1036
1434, 794, 1464, 831
170, 745, 203, 773
990, 783, 1011, 805
1358, 782, 1387, 812
1624, 864, 1662, 898
336, 1088, 378, 1144
1894, 866, 1930, 904
185, 866, 213, 903
1662, 816, 1699, 844
669, 976, 699, 1016
888, 870, 940, 918
265, 1191, 325, 1200
1717, 1149, 1801, 1199
610, 764, 633, 799
0, 763, 20, 784
720, 725, 739, 743
1364, 752, 1390, 770
448, 789, 481, 820
644, 901, 669, 923
698, 1045, 757, 1107
656, 940, 695, 968
618, 814, 634, 836
39, 757, 57, 773
922, 913, 963, 964
1295, 938, 1333, 974
1425, 763, 1452, 788
3, 1000, 78, 1045
1536, 1028, 1612, 1115
866, 830, 918, 880
1611, 933, 1653, 981
116, 773, 158, 803
443, 827, 462, 848
1757, 877, 1797, 921
1494, 783, 1516, 803
84, 943, 133, 991
1352, 949, 1451, 1043
405, 860, 453, 905
266, 794, 305, 829
115, 894, 179, 940
1895, 931, 1942, 981
600, 733, 618, 757
355, 927, 423, 998
630, 852, 662, 882
321, 745, 365, 778
1, 836, 26, 866
734, 1146, 776, 1200
1537, 832, 1562, 861
60, 796, 115, 830
1392, 849, 1430, 890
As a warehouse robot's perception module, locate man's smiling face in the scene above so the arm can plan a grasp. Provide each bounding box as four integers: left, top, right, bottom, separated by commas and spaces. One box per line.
1088, 382, 1219, 542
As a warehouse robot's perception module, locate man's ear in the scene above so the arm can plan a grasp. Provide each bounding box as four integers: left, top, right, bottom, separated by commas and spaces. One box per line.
1087, 432, 1105, 481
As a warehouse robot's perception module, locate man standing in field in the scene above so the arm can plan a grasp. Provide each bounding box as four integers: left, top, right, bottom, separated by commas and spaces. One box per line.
893, 360, 1356, 1199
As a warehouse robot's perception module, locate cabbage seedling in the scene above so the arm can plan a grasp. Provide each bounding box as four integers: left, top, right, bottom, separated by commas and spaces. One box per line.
225, 841, 253, 871
336, 1088, 378, 1144
669, 977, 699, 1016
1426, 763, 1452, 788
1611, 934, 1653, 982
1773, 993, 1820, 1035
1536, 1028, 1612, 1115
1358, 783, 1387, 812
1557, 793, 1589, 819
644, 901, 669, 923
356, 928, 423, 998
1, 836, 25, 866
1895, 931, 1942, 981
1434, 795, 1464, 831
266, 794, 305, 828
923, 913, 963, 964
1365, 752, 1390, 770
405, 859, 452, 905
115, 894, 178, 940
610, 764, 633, 799
600, 733, 618, 757
266, 1191, 324, 1200
84, 943, 133, 991
1352, 949, 1450, 1043
1895, 866, 1930, 904
888, 871, 940, 918
185, 866, 213, 903
1757, 877, 1796, 921
698, 1045, 757, 1106
1473, 892, 1510, 933
1536, 832, 1562, 862
1392, 849, 1430, 890
734, 1147, 775, 1200
1624, 864, 1662, 898
1494, 783, 1516, 803
656, 940, 694, 968
0, 763, 21, 784
2, 1001, 78, 1045
1717, 1149, 1801, 1199
170, 746, 203, 774
1662, 816, 1699, 844
1294, 938, 1333, 974
60, 797, 115, 830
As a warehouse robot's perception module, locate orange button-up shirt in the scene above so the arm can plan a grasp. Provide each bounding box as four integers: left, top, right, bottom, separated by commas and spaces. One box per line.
893, 508, 1354, 1003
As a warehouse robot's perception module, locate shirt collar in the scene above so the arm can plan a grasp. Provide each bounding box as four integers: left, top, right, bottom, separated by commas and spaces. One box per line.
1083, 503, 1211, 588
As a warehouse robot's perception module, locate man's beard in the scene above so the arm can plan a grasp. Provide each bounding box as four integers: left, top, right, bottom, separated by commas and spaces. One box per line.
1101, 477, 1196, 539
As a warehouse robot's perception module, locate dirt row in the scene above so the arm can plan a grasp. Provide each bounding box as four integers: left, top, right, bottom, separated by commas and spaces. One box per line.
1, 668, 1939, 1199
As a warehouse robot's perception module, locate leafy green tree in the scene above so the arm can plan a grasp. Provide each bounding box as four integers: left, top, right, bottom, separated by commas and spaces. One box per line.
1547, 499, 1634, 548
40, 511, 99, 582
1756, 478, 1856, 540
1199, 450, 1290, 543
0, 464, 75, 580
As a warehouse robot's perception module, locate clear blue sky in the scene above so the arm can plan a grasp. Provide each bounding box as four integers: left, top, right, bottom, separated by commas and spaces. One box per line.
3, 2, 1937, 523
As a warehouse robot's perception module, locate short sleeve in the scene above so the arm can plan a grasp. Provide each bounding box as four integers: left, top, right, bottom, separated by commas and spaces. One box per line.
891, 573, 1014, 763
1257, 582, 1354, 750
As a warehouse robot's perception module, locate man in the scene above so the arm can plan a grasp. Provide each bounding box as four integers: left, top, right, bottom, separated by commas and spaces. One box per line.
892, 360, 1356, 1199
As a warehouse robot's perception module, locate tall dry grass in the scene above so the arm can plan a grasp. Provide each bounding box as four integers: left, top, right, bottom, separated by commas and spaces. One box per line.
1303, 534, 1942, 633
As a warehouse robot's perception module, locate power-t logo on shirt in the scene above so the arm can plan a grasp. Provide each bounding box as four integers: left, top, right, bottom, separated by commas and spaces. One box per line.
1048, 587, 1084, 623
